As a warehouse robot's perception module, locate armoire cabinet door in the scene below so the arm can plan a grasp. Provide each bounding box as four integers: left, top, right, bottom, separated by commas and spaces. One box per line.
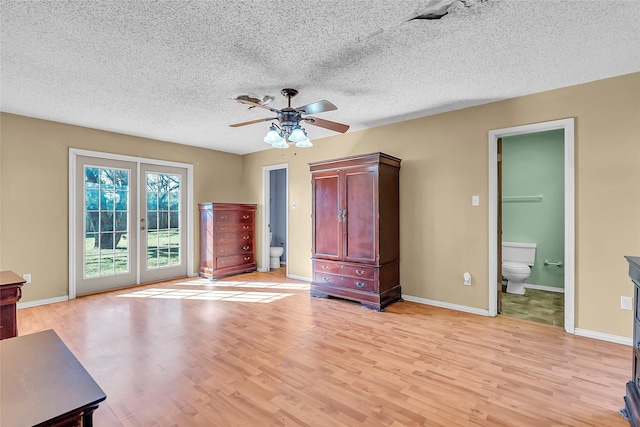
344, 166, 377, 263
312, 171, 342, 260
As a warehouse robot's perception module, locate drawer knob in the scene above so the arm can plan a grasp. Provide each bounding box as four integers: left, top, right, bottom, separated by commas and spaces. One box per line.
323, 276, 331, 282
355, 269, 365, 276
243, 235, 250, 240
321, 265, 330, 270
243, 225, 249, 230
355, 282, 366, 288
243, 215, 249, 219
243, 245, 250, 251
244, 256, 250, 261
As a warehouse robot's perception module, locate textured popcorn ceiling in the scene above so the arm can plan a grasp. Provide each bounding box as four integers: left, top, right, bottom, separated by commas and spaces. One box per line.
1, 0, 639, 155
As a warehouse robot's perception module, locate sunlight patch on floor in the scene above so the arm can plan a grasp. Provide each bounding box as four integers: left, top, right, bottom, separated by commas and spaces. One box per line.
117, 288, 293, 303
174, 279, 310, 290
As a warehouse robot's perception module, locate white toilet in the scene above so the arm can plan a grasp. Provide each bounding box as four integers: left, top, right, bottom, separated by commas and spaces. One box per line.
269, 232, 284, 269
502, 241, 537, 295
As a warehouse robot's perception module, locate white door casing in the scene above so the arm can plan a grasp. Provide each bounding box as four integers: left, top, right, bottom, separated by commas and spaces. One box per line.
69, 149, 194, 299
488, 118, 575, 333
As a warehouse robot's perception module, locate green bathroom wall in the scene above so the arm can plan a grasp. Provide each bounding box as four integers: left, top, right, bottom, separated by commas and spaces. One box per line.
502, 129, 565, 289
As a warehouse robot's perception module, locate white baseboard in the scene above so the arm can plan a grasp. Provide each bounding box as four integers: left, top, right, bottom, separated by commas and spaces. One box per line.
524, 283, 565, 293
287, 274, 311, 282
574, 328, 632, 346
18, 295, 69, 309
402, 294, 491, 316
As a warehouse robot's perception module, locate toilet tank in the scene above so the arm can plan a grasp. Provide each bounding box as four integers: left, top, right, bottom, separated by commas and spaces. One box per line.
502, 242, 536, 266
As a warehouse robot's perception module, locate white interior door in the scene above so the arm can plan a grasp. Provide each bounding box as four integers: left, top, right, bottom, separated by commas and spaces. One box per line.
139, 163, 187, 283
75, 156, 138, 295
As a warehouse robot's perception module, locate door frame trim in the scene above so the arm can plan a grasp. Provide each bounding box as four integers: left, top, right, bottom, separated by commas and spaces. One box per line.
261, 163, 289, 275
69, 148, 194, 299
488, 118, 575, 333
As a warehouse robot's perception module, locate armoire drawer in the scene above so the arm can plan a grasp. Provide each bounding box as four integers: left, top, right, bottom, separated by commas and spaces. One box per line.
314, 272, 374, 292
216, 254, 254, 269
314, 261, 375, 279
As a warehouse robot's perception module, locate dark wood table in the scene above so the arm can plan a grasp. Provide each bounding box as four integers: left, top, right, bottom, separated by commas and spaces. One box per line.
0, 329, 106, 427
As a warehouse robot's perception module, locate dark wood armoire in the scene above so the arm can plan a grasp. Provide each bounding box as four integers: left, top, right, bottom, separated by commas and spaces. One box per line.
624, 255, 640, 426
198, 203, 257, 280
309, 152, 401, 311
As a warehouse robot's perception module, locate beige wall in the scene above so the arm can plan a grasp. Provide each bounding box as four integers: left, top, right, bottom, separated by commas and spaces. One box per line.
243, 72, 640, 338
0, 113, 245, 302
1, 72, 638, 338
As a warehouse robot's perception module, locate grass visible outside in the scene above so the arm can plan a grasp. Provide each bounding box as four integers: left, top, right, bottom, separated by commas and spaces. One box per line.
84, 230, 180, 277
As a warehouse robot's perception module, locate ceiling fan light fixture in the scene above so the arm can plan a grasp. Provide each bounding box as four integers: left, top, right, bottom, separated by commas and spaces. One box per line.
295, 138, 313, 148
264, 124, 283, 144
288, 127, 307, 143
272, 139, 290, 149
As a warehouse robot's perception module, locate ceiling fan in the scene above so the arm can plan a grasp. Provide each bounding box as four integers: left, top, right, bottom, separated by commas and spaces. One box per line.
230, 88, 350, 148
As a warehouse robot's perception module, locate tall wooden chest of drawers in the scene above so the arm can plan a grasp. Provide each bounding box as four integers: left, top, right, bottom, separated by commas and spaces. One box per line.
624, 255, 640, 426
198, 203, 257, 280
309, 152, 402, 311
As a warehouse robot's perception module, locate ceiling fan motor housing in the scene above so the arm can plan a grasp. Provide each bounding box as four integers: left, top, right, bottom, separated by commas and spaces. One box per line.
278, 109, 301, 136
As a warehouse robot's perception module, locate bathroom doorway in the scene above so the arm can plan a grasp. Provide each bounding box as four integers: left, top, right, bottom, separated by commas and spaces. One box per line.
488, 118, 575, 333
500, 130, 565, 327
261, 164, 289, 276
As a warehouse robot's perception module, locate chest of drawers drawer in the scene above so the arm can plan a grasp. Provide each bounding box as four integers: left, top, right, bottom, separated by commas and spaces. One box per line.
216, 242, 253, 256
214, 223, 253, 233
0, 285, 22, 304
215, 232, 253, 245
217, 254, 254, 269
214, 211, 254, 223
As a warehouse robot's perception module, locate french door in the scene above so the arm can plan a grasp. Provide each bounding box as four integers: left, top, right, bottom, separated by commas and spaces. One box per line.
73, 154, 189, 296
139, 163, 187, 283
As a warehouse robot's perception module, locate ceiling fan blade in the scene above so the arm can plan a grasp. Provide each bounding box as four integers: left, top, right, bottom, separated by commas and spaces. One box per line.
233, 98, 281, 113
305, 116, 350, 134
295, 100, 337, 115
229, 117, 277, 127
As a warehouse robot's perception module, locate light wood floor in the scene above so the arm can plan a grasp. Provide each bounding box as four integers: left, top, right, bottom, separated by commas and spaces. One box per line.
17, 270, 631, 426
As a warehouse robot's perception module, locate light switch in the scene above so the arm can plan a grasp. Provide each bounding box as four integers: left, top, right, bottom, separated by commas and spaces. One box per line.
472, 196, 480, 206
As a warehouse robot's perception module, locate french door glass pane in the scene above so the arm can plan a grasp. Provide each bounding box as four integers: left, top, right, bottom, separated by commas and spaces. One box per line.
84, 166, 130, 278
146, 172, 181, 270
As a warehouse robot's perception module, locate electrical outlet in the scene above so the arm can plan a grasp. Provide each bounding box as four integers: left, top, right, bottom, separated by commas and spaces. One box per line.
621, 296, 633, 310
22, 273, 31, 284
